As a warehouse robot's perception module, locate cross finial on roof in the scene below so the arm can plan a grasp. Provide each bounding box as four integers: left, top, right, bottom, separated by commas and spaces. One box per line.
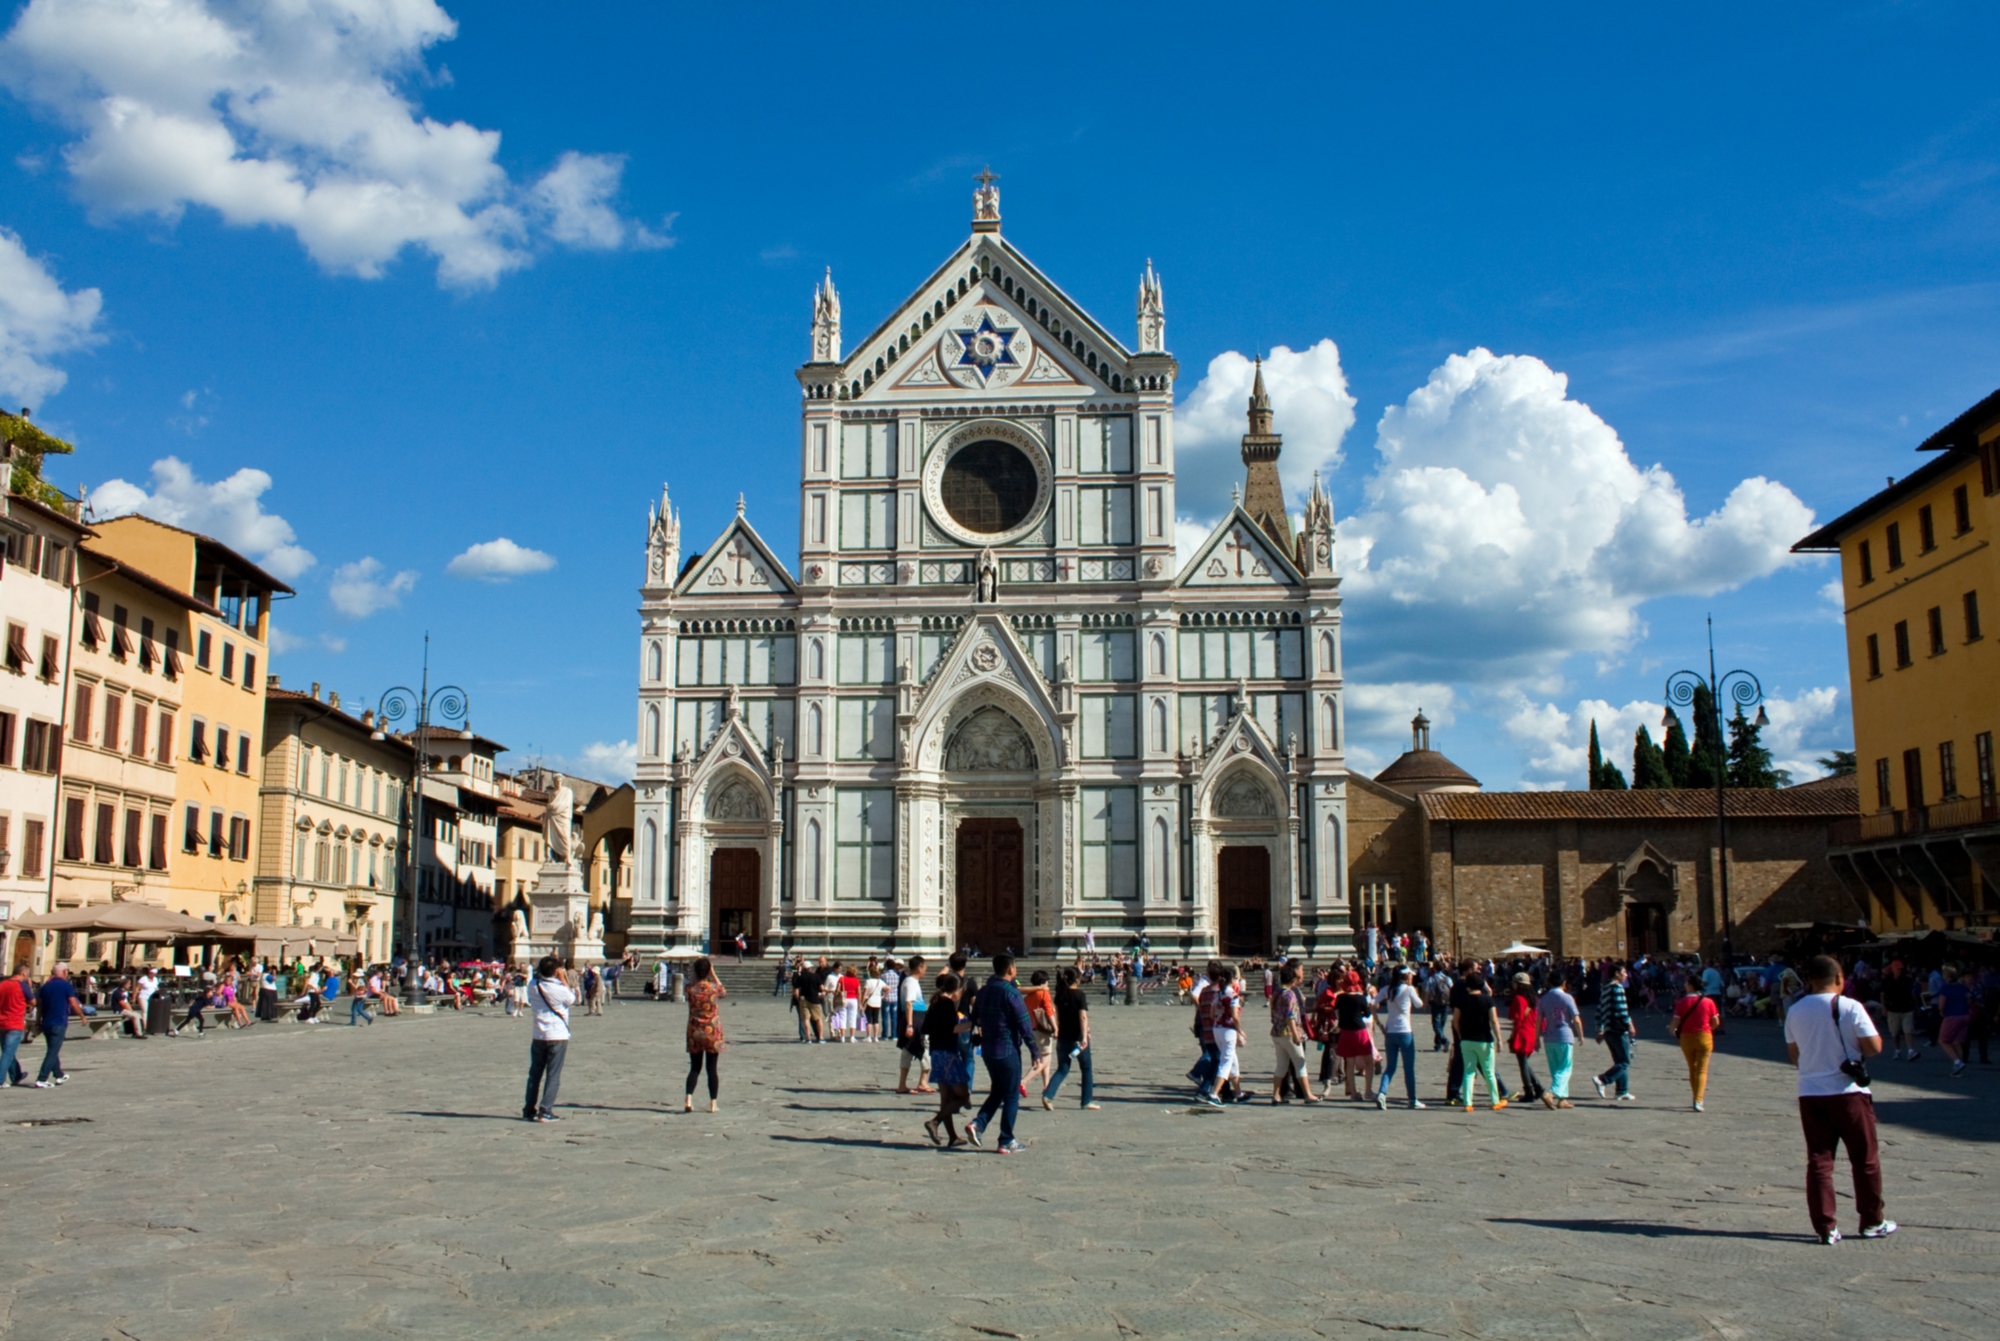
973, 166, 1001, 231
736, 493, 745, 517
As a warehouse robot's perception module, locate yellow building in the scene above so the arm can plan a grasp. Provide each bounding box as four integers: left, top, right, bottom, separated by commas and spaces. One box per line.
1794, 388, 2000, 930
86, 515, 291, 925
47, 547, 198, 959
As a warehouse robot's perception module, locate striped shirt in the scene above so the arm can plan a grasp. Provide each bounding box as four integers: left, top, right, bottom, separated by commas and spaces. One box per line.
1596, 979, 1631, 1034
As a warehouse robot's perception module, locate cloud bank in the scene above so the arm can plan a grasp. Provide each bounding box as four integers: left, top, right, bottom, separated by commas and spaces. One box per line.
91, 455, 316, 580
0, 226, 103, 404
1, 0, 668, 287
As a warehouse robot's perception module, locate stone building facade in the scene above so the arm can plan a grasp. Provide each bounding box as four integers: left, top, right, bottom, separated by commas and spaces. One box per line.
628, 181, 1350, 959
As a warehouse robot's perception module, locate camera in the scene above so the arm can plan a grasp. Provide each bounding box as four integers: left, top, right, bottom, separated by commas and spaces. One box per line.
1838, 1057, 1872, 1087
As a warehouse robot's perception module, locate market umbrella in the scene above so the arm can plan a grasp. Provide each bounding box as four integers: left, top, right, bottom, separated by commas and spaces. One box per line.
12, 902, 222, 969
1497, 941, 1552, 957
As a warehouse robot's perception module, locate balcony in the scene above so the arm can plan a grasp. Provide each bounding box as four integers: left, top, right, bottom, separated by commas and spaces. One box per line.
1830, 795, 1999, 846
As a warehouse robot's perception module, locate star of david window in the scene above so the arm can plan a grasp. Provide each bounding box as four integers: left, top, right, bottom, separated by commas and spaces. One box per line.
941, 440, 1038, 534
953, 314, 1020, 382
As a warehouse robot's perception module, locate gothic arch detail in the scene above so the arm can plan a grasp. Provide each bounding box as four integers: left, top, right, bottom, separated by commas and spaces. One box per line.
944, 707, 1037, 772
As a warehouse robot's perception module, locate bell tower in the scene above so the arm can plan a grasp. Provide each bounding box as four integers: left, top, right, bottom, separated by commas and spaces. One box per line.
1240, 358, 1292, 554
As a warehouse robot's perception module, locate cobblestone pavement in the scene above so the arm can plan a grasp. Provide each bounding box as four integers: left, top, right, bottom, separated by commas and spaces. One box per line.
1, 992, 1994, 1341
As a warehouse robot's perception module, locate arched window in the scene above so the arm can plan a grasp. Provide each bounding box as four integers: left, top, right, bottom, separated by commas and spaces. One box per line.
1319, 631, 1335, 673
1150, 698, 1168, 752
1150, 633, 1166, 675
805, 818, 823, 901
809, 638, 825, 680
1149, 817, 1169, 902
647, 641, 662, 681
1320, 697, 1338, 751
646, 705, 661, 757
807, 703, 823, 755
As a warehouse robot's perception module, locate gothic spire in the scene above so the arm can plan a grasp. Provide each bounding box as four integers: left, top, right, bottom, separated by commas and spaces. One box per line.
1240, 356, 1292, 554
1136, 258, 1165, 353
810, 268, 841, 362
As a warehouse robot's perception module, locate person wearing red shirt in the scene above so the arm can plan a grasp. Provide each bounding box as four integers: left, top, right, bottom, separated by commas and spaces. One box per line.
838, 968, 862, 1042
1505, 973, 1549, 1107
1671, 975, 1723, 1111
0, 963, 31, 1087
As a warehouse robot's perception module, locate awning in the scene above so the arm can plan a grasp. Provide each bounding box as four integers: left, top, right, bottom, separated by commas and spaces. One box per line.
206, 922, 360, 957
11, 902, 220, 939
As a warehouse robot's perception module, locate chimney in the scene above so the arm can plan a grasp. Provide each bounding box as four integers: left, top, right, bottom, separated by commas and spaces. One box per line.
328, 691, 340, 710
311, 682, 321, 701
267, 673, 281, 690
361, 709, 374, 727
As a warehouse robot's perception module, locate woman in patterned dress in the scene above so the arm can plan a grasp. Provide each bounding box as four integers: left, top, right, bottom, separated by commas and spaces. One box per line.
684, 957, 727, 1113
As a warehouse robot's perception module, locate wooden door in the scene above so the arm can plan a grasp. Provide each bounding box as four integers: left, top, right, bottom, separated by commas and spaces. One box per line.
1217, 846, 1270, 957
955, 819, 1024, 955
1624, 902, 1667, 957
710, 848, 761, 953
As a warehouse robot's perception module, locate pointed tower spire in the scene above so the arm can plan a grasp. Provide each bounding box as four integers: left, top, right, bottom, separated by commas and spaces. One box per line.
1136, 258, 1166, 353
1240, 356, 1292, 554
1297, 468, 1335, 576
811, 268, 841, 362
647, 482, 680, 587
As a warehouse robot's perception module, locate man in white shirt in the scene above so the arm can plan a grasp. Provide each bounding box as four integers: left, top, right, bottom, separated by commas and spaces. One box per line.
524, 956, 576, 1123
136, 969, 159, 1034
1783, 955, 1894, 1245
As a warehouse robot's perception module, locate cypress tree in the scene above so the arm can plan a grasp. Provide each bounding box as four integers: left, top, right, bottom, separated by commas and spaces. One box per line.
1726, 706, 1785, 788
1662, 708, 1692, 787
1587, 720, 1627, 790
1686, 685, 1724, 789
1632, 725, 1673, 789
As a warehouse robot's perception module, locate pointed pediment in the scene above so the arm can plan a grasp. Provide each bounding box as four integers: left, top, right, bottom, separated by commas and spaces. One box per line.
687, 708, 777, 803
675, 514, 796, 597
831, 235, 1138, 403
1195, 709, 1293, 819
1176, 508, 1302, 589
909, 613, 1066, 772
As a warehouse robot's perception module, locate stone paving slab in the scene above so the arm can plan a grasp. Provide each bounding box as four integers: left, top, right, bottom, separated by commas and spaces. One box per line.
1, 996, 1995, 1340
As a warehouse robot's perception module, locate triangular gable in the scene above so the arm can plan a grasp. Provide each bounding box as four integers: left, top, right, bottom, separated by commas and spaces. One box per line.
1194, 709, 1293, 818
1175, 507, 1302, 588
833, 234, 1136, 403
675, 514, 796, 597
908, 613, 1066, 771
687, 707, 777, 812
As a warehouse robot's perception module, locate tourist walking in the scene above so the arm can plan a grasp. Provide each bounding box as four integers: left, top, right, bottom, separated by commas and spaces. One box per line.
1879, 961, 1919, 1060
1203, 964, 1246, 1107
1592, 963, 1638, 1101
33, 965, 80, 1087
1270, 961, 1317, 1104
0, 963, 30, 1086
966, 954, 1042, 1153
922, 973, 972, 1146
1670, 975, 1720, 1110
1784, 955, 1894, 1244
896, 956, 931, 1092
1375, 965, 1423, 1109
1937, 966, 1972, 1076
1452, 970, 1506, 1111
349, 974, 375, 1026
1021, 970, 1057, 1095
523, 956, 574, 1123
1425, 962, 1453, 1053
683, 956, 726, 1113
1042, 966, 1097, 1109
864, 965, 885, 1042
792, 959, 826, 1043
1537, 974, 1582, 1108
1505, 973, 1548, 1107
1332, 970, 1377, 1102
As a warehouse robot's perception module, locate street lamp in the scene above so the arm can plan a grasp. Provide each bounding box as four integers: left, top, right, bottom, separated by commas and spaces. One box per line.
1664, 617, 1766, 970
372, 634, 467, 1005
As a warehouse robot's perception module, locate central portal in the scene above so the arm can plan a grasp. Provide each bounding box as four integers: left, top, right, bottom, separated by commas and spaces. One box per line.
710, 848, 761, 955
1218, 845, 1271, 957
955, 818, 1024, 956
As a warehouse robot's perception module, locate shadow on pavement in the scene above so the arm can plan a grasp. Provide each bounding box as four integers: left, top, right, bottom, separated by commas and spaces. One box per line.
1869, 1095, 1996, 1143
396, 1111, 530, 1122
768, 1133, 923, 1150
1490, 1217, 1807, 1243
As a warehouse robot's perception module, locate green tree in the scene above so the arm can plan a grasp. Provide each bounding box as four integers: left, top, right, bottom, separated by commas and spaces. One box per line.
1726, 706, 1787, 788
1662, 708, 1692, 787
1588, 720, 1628, 790
1, 411, 74, 508
1685, 685, 1725, 789
1631, 725, 1673, 789
1817, 749, 1857, 776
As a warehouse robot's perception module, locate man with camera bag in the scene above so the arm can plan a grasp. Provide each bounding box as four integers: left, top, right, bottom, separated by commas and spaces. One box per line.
1783, 955, 1895, 1245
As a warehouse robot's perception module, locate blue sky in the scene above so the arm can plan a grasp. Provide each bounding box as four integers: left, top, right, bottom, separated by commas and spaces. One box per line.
4, 1, 1998, 787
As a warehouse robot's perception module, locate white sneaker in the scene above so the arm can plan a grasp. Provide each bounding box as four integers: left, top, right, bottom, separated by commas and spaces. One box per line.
1410, 1099, 1427, 1110
1375, 1092, 1388, 1110
1820, 1229, 1842, 1245
1618, 1093, 1637, 1102
31, 1080, 51, 1089
1860, 1220, 1898, 1239
1591, 1077, 1607, 1098
1692, 1101, 1703, 1112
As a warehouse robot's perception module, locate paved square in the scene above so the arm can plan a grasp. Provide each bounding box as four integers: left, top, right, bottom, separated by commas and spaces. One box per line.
2, 992, 1994, 1340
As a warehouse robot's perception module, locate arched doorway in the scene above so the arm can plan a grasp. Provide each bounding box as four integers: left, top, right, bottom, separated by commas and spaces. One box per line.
1624, 902, 1668, 956
710, 848, 761, 954
1218, 846, 1271, 956
955, 818, 1023, 955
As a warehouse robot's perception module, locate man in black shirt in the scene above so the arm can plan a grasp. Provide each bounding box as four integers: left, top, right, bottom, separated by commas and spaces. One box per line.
793, 961, 826, 1043
1450, 971, 1507, 1111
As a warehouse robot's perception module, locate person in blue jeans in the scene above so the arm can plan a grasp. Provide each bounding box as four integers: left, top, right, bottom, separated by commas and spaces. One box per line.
34, 964, 81, 1087
1041, 966, 1097, 1110
967, 953, 1042, 1153
1375, 965, 1425, 1110
1593, 963, 1638, 1100
0, 962, 33, 1086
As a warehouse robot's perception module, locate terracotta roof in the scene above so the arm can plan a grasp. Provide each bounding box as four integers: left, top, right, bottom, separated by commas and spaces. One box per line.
1375, 749, 1479, 790
1421, 783, 1859, 823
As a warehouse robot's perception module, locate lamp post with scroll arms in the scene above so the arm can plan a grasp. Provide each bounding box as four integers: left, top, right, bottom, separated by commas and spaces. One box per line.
1664, 618, 1767, 971
371, 636, 468, 1005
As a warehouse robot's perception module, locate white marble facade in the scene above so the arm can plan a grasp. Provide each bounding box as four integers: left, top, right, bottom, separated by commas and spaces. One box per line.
628, 184, 1349, 960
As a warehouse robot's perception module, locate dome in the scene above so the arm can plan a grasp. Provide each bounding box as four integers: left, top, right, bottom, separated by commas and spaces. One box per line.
1374, 711, 1480, 796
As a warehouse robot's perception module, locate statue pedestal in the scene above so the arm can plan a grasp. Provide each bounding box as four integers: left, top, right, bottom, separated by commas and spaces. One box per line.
513, 861, 605, 967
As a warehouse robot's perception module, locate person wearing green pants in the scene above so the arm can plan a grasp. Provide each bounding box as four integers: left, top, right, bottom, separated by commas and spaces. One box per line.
1451, 970, 1508, 1111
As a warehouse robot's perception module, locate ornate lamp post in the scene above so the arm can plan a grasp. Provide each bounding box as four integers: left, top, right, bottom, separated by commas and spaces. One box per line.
1664, 618, 1767, 970
372, 636, 467, 1005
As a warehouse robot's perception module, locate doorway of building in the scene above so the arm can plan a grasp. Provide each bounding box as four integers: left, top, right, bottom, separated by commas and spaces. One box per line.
1624, 901, 1668, 957
710, 847, 761, 954
1218, 845, 1271, 957
955, 818, 1024, 955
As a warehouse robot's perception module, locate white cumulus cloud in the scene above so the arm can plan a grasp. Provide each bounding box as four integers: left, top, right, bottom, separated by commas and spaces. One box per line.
0, 0, 664, 288
1343, 681, 1460, 777
91, 455, 315, 580
1340, 349, 1816, 681
1500, 685, 1846, 788
446, 536, 555, 581
551, 739, 635, 784
1172, 341, 1356, 521
328, 556, 416, 617
0, 225, 103, 405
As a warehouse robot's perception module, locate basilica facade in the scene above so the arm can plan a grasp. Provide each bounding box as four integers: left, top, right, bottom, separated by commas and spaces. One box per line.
627, 179, 1350, 959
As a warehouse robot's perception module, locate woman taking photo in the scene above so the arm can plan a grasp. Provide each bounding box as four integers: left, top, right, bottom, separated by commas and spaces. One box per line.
683, 956, 726, 1113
